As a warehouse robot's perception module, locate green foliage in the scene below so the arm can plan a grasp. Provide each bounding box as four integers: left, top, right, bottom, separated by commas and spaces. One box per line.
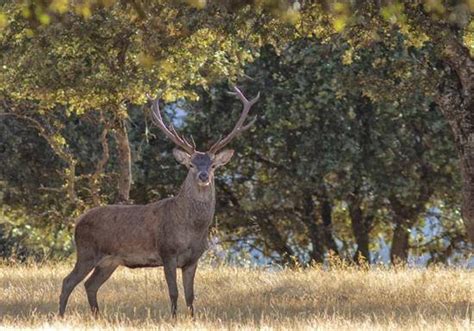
0, 0, 471, 264
175, 35, 463, 264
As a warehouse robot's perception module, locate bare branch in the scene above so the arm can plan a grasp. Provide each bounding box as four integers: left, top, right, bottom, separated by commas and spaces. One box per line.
0, 111, 78, 203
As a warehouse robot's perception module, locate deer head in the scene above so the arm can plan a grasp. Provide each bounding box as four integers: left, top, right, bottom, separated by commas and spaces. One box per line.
148, 86, 260, 187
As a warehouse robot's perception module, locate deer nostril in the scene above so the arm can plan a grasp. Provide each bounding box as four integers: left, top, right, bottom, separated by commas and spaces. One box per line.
198, 172, 209, 182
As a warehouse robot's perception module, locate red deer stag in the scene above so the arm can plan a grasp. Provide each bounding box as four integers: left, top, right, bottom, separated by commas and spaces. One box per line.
58, 86, 259, 317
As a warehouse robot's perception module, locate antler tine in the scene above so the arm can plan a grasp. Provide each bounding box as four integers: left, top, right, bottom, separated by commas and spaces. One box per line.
208, 86, 260, 154
181, 135, 192, 147
241, 115, 258, 131
148, 95, 195, 154
170, 124, 194, 149
190, 135, 196, 150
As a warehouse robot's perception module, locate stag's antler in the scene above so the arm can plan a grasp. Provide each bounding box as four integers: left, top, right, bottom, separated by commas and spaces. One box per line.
148, 95, 195, 155
208, 86, 260, 154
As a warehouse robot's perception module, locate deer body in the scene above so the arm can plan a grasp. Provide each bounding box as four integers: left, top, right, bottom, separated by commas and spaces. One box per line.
58, 87, 259, 318
75, 176, 215, 270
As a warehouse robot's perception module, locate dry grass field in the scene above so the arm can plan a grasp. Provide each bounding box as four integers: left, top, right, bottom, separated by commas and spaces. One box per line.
0, 262, 472, 330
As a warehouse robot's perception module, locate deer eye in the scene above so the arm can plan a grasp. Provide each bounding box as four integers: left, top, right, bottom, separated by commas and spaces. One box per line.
189, 164, 195, 169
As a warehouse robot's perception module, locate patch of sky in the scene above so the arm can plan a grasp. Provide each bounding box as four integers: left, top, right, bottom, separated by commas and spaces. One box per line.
163, 99, 188, 128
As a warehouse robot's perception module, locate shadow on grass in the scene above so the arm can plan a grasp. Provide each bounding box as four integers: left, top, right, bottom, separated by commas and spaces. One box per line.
1, 285, 470, 325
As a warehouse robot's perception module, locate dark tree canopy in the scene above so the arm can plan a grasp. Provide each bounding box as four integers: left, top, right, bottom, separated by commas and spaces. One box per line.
0, 0, 472, 264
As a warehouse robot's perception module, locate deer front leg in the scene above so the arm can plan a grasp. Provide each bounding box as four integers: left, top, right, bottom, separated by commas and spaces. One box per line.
182, 262, 198, 318
163, 259, 178, 318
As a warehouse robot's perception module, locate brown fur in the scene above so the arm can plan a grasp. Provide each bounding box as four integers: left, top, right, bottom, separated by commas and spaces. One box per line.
58, 151, 232, 318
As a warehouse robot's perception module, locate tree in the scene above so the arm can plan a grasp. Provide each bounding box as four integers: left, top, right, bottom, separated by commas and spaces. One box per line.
0, 0, 271, 202
296, 0, 474, 241
179, 34, 461, 264
0, 0, 471, 263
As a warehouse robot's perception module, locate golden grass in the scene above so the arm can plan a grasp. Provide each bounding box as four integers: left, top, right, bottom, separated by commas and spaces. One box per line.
0, 262, 472, 330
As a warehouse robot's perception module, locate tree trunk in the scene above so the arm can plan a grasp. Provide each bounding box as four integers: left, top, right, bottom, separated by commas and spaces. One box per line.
114, 120, 132, 203
390, 220, 410, 264
388, 197, 424, 265
319, 196, 339, 255
348, 95, 374, 263
90, 114, 110, 206
460, 159, 474, 242
438, 39, 474, 242
302, 193, 325, 264
348, 199, 371, 263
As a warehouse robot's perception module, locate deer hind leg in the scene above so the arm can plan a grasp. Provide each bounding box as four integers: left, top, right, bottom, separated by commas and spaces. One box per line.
59, 258, 95, 317
84, 263, 118, 317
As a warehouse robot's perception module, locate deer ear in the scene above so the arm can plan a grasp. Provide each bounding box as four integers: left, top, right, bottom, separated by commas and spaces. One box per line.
173, 148, 191, 165
213, 149, 234, 167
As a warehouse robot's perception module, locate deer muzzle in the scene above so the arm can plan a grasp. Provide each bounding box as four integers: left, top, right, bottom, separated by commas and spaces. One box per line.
198, 172, 210, 186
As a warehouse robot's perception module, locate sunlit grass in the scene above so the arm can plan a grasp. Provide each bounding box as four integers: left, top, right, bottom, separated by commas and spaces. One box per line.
0, 261, 472, 330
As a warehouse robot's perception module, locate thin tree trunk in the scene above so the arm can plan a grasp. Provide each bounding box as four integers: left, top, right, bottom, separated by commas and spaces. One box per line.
388, 198, 422, 265
348, 198, 371, 263
319, 197, 339, 255
348, 95, 374, 263
66, 160, 77, 203
90, 114, 110, 206
303, 193, 324, 264
114, 120, 132, 203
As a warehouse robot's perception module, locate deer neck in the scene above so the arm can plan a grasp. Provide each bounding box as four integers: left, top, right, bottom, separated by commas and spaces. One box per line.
176, 172, 216, 227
